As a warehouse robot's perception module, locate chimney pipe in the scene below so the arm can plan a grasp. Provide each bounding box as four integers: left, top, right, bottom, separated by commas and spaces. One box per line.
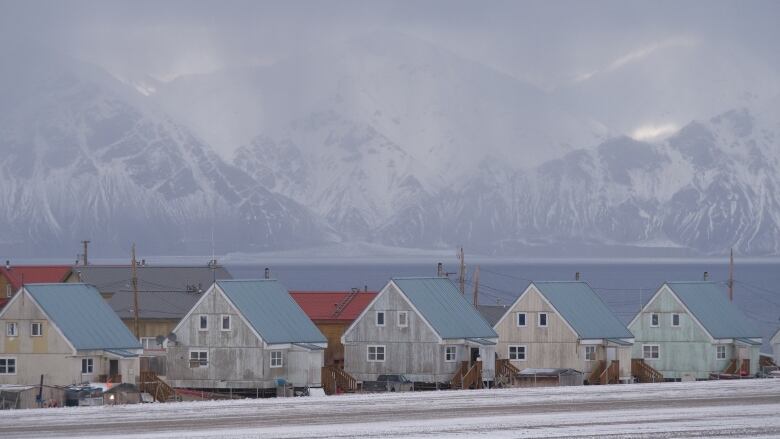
703, 271, 709, 281
5, 260, 9, 270
575, 272, 580, 281
437, 262, 444, 277
264, 267, 271, 280
364, 285, 368, 292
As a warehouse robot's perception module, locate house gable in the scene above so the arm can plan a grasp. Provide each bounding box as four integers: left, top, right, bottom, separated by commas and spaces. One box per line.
628, 285, 712, 344
0, 290, 75, 355
494, 284, 579, 344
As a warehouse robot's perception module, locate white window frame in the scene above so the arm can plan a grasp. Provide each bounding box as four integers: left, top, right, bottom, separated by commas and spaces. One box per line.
0, 357, 16, 375
6, 322, 18, 337
444, 346, 457, 362
375, 311, 385, 327
367, 345, 386, 362
397, 311, 408, 328
198, 315, 208, 331
508, 345, 527, 361
30, 322, 43, 337
650, 313, 659, 327
81, 358, 94, 374
220, 315, 232, 331
270, 350, 283, 368
140, 337, 163, 350
585, 345, 596, 361
716, 345, 727, 360
537, 312, 548, 328
189, 350, 208, 367
671, 313, 681, 327
642, 344, 660, 360
516, 312, 527, 327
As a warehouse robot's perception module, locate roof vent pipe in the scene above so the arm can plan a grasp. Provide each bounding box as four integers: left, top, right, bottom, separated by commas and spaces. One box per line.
264, 267, 271, 280
364, 285, 368, 292
575, 272, 580, 281
437, 262, 444, 277
4, 260, 9, 270
703, 271, 709, 281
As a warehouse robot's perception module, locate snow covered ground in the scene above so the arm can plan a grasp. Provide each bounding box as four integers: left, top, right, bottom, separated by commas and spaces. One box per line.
1, 379, 779, 438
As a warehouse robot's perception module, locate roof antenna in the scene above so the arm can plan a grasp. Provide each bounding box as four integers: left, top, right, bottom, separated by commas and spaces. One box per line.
264, 267, 271, 280
728, 248, 734, 301
703, 271, 709, 281
575, 272, 580, 281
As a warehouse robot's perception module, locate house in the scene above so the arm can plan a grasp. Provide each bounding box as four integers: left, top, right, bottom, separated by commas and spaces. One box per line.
493, 282, 634, 385
164, 280, 327, 394
628, 282, 762, 381
66, 264, 232, 358
291, 290, 377, 368
0, 283, 142, 387
772, 328, 780, 365
0, 264, 72, 309
342, 277, 498, 389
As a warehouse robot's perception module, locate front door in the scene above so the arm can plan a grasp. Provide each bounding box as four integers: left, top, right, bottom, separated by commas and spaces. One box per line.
109, 359, 119, 377
470, 348, 480, 367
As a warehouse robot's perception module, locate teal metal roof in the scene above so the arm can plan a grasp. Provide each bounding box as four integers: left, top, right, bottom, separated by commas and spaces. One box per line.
666, 282, 761, 339
24, 284, 141, 351
216, 280, 326, 345
533, 282, 633, 339
391, 278, 497, 340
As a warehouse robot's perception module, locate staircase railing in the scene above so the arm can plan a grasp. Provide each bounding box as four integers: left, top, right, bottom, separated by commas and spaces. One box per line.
589, 360, 606, 384
461, 361, 483, 390
599, 360, 619, 384
495, 359, 520, 386
321, 366, 357, 395
631, 359, 663, 383
450, 361, 469, 389
723, 359, 738, 374
739, 359, 750, 376
139, 371, 176, 402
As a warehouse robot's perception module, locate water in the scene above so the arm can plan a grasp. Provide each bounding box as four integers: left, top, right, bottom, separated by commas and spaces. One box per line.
229, 261, 780, 351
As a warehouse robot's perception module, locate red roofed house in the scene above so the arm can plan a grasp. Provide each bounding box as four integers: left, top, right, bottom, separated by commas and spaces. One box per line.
291, 289, 377, 368
0, 263, 73, 309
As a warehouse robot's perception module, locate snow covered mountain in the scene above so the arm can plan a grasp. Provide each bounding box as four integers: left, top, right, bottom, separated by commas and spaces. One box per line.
0, 49, 332, 257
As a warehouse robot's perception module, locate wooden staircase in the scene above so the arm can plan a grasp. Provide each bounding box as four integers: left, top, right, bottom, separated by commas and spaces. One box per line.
322, 366, 357, 395
631, 359, 663, 383
495, 359, 520, 387
600, 361, 619, 384
723, 359, 738, 374
139, 371, 177, 402
739, 359, 750, 376
588, 360, 606, 384
451, 361, 483, 390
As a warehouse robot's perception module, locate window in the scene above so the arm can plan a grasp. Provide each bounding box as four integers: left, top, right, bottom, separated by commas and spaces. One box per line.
375, 311, 385, 326
31, 322, 43, 337
716, 345, 727, 360
189, 350, 208, 367
508, 345, 526, 361
6, 322, 17, 337
5, 284, 11, 298
367, 345, 385, 362
650, 313, 659, 327
643, 344, 660, 360
671, 313, 681, 327
81, 358, 94, 374
445, 346, 457, 362
270, 351, 283, 368
140, 337, 163, 350
198, 315, 208, 331
221, 315, 231, 331
397, 311, 408, 327
585, 346, 596, 361
516, 313, 526, 327
538, 313, 548, 327
0, 358, 16, 375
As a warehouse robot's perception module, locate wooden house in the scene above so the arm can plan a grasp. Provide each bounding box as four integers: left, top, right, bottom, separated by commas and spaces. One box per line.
0, 264, 72, 309
628, 282, 762, 381
67, 264, 232, 360
291, 290, 377, 367
772, 328, 780, 365
0, 283, 142, 387
164, 280, 327, 394
342, 277, 498, 389
492, 282, 634, 385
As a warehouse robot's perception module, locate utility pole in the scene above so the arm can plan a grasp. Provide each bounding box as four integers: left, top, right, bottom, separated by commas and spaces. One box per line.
457, 247, 465, 295
728, 248, 734, 302
473, 265, 480, 307
131, 244, 140, 339
81, 240, 90, 265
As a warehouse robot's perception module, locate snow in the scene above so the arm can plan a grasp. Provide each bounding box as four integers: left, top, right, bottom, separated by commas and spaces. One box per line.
1, 379, 779, 438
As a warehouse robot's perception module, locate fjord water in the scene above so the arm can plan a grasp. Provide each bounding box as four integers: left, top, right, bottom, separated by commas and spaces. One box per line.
230, 261, 780, 351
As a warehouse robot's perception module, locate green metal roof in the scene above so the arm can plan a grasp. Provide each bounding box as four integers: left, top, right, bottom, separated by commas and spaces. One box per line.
533, 281, 633, 339
24, 283, 141, 351
391, 277, 497, 340
217, 280, 326, 345
665, 282, 761, 339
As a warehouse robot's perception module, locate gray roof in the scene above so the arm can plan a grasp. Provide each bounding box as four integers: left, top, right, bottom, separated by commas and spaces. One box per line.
391, 277, 497, 340
477, 305, 511, 327
665, 282, 761, 339
217, 280, 326, 345
73, 265, 232, 320
23, 284, 141, 351
532, 282, 633, 339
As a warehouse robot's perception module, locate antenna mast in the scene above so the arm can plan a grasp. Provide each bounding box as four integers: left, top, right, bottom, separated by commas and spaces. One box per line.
458, 247, 465, 295
131, 243, 140, 339
81, 240, 90, 266
728, 248, 734, 301
473, 265, 480, 306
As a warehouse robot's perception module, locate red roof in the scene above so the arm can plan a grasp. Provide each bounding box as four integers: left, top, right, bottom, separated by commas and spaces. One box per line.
291, 291, 377, 322
0, 265, 72, 292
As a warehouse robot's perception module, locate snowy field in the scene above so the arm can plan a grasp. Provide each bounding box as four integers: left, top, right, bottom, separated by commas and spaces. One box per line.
1, 380, 780, 438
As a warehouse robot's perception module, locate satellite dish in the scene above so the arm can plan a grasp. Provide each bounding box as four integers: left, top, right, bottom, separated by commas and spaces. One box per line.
167, 332, 177, 342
